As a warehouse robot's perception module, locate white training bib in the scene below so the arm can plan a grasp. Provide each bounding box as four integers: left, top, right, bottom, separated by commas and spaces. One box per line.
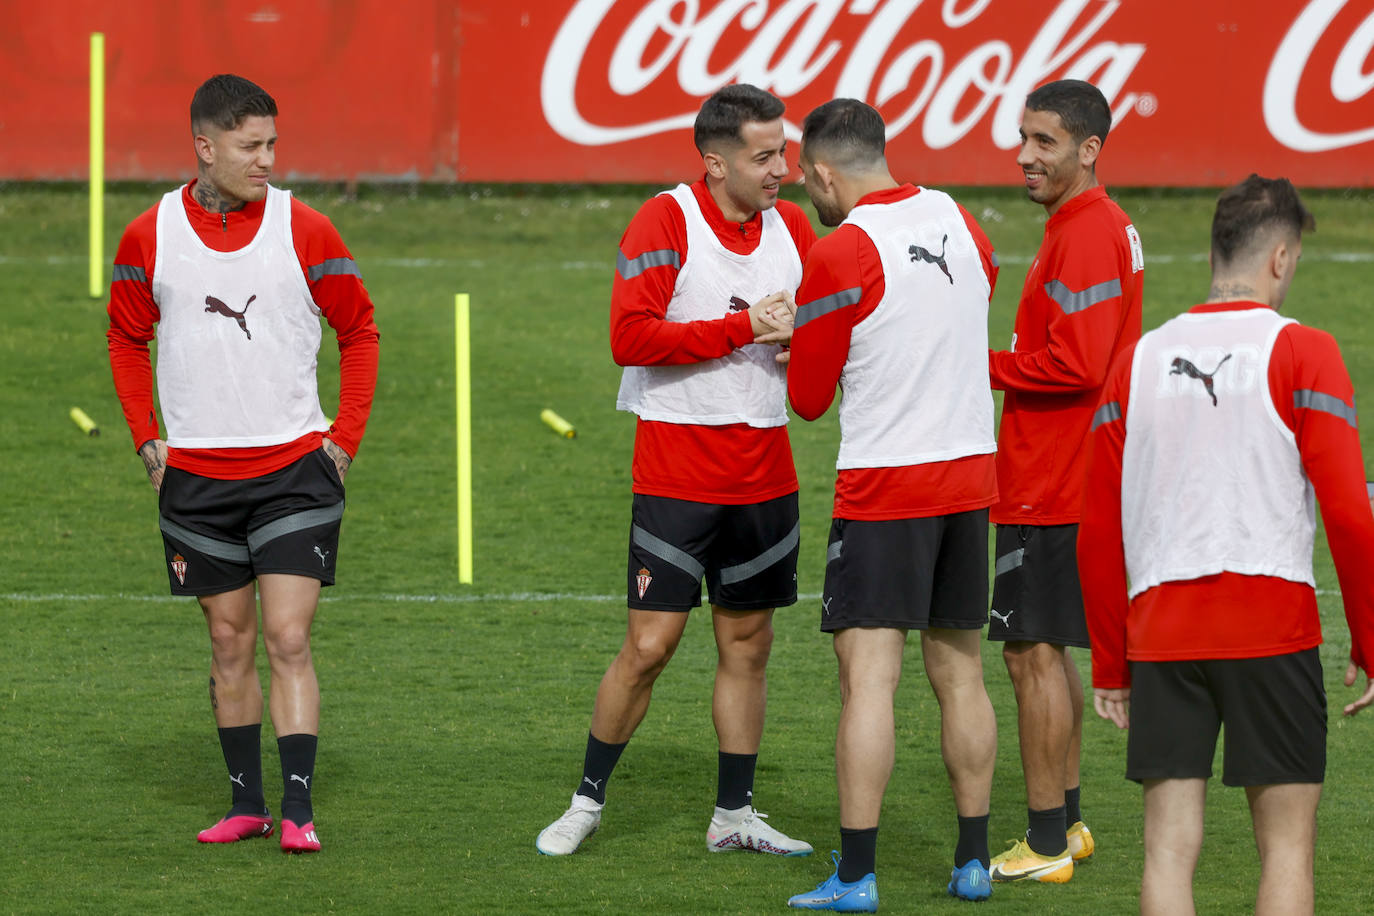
1122, 307, 1314, 595
152, 184, 329, 448
835, 188, 996, 469
615, 185, 802, 428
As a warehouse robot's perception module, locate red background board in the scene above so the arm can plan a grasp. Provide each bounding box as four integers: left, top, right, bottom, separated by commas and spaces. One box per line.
2, 0, 1372, 186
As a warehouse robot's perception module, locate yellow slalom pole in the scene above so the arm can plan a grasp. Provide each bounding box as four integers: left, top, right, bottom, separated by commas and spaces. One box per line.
88, 32, 105, 299
455, 293, 473, 583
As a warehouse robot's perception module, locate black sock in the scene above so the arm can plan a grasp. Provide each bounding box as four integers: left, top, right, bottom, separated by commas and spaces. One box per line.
715, 752, 757, 810
838, 826, 878, 882
575, 733, 627, 805
217, 724, 266, 817
1065, 785, 1082, 825
1026, 805, 1068, 857
278, 733, 317, 825
955, 814, 990, 869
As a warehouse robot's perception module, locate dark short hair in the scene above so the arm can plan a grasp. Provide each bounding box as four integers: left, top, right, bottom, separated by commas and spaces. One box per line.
1025, 79, 1111, 147
801, 98, 886, 171
694, 84, 785, 153
1211, 174, 1315, 267
191, 74, 277, 133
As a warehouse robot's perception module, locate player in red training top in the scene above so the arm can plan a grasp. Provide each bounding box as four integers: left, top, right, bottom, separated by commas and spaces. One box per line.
535, 84, 816, 859
783, 99, 1001, 911
985, 79, 1143, 883
1079, 175, 1374, 914
106, 74, 380, 853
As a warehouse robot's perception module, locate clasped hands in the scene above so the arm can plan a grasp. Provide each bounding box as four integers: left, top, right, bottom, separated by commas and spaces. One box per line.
746, 290, 797, 364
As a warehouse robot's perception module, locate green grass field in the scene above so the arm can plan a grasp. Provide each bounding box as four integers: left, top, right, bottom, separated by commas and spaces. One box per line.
3, 180, 1374, 914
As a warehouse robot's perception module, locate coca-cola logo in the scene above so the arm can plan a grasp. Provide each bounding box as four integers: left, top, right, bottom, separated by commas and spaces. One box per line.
1264, 0, 1374, 152
541, 0, 1149, 149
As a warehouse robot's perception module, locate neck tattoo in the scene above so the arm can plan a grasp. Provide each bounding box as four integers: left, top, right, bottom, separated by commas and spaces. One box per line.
193, 174, 247, 214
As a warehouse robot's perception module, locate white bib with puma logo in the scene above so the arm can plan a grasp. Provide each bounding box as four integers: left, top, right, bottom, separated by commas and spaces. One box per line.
152, 184, 329, 448
1122, 307, 1313, 597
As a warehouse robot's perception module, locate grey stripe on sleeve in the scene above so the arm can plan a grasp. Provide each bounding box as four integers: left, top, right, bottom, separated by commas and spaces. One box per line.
1091, 401, 1123, 432
1294, 389, 1357, 429
994, 548, 1025, 578
631, 524, 705, 581
112, 263, 147, 283
719, 521, 801, 585
247, 502, 346, 552
795, 287, 861, 330
159, 517, 250, 564
307, 257, 362, 283
617, 248, 681, 280
990, 251, 1000, 267
1044, 277, 1122, 314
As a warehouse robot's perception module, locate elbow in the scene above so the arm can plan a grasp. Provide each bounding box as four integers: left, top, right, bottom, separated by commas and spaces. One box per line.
788, 395, 825, 422
610, 342, 634, 367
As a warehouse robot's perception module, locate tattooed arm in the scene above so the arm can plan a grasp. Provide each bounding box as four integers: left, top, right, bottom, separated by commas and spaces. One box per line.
139, 439, 168, 492
322, 437, 351, 482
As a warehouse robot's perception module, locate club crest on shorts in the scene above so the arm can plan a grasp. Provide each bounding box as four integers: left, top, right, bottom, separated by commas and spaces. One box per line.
636, 567, 653, 600
170, 554, 188, 585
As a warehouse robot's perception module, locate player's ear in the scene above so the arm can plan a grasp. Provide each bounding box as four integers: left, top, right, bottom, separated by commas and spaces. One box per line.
812, 160, 835, 192
1078, 135, 1102, 170
193, 132, 215, 168
702, 147, 728, 180
1270, 238, 1291, 281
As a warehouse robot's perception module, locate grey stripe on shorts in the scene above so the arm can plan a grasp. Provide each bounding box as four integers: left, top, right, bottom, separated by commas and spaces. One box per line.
631, 524, 705, 581
827, 539, 844, 564
247, 502, 346, 552
159, 517, 250, 563
719, 521, 800, 585
994, 547, 1026, 577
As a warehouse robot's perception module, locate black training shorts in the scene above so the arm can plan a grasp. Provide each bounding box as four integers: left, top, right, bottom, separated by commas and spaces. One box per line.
626, 492, 799, 612
988, 523, 1089, 647
1125, 648, 1327, 786
158, 448, 346, 596
821, 508, 989, 633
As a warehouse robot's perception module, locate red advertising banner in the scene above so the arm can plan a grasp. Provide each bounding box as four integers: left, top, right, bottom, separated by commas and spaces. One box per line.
2, 0, 1372, 186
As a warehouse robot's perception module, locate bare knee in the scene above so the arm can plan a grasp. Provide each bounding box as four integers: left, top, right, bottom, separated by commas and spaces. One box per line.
839, 660, 900, 708
203, 602, 257, 671
1003, 641, 1063, 684
718, 621, 773, 674
617, 630, 679, 683
263, 624, 313, 669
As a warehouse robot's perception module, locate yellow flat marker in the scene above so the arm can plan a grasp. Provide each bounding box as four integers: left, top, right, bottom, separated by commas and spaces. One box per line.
540, 408, 576, 438
70, 407, 99, 436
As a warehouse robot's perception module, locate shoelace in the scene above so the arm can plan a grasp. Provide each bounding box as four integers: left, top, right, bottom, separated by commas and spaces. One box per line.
549, 807, 596, 839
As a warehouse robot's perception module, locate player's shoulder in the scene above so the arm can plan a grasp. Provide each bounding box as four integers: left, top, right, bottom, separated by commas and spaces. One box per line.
809, 222, 866, 259
1077, 189, 1139, 236
621, 188, 688, 253
287, 192, 342, 235
121, 198, 162, 239
1278, 319, 1342, 360
1046, 190, 1138, 260
114, 200, 162, 265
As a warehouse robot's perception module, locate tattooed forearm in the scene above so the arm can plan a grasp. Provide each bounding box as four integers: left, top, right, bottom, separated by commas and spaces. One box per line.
139, 439, 168, 492
322, 438, 352, 482
209, 676, 219, 710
